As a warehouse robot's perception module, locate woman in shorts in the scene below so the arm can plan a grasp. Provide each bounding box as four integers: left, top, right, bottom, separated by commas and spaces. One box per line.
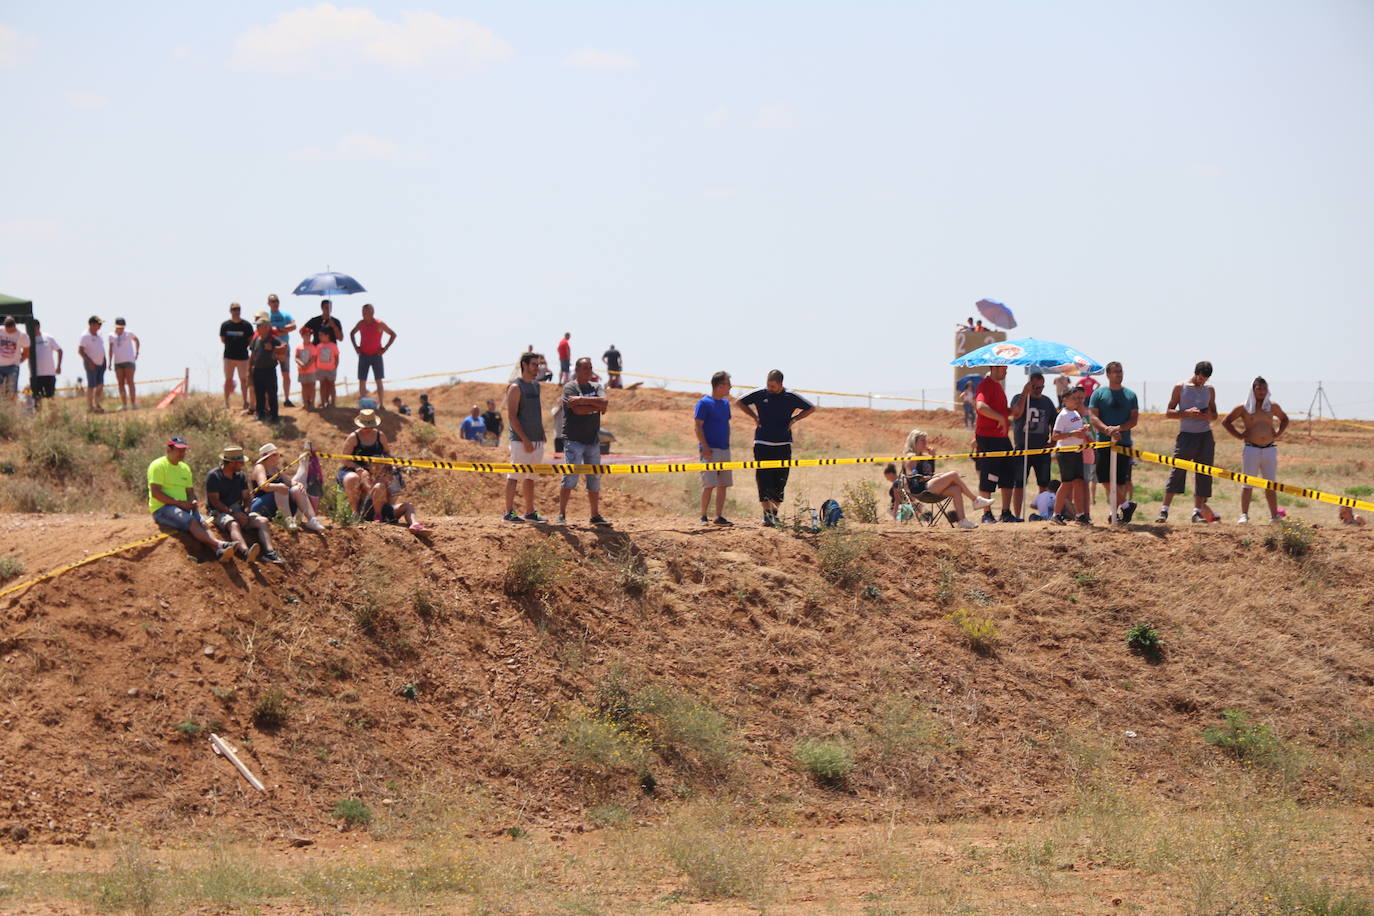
294, 327, 319, 410
250, 442, 326, 532
315, 327, 340, 408
898, 429, 990, 528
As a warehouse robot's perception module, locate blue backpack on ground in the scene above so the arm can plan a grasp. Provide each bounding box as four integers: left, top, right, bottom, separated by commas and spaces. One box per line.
820, 499, 843, 528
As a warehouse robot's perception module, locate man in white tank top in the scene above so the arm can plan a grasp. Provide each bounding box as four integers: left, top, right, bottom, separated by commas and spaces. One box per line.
109, 318, 141, 410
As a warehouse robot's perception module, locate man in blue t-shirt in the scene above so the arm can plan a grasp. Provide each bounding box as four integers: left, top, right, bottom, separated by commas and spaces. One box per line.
694, 370, 735, 526
1087, 360, 1140, 522
736, 369, 815, 527
267, 294, 297, 407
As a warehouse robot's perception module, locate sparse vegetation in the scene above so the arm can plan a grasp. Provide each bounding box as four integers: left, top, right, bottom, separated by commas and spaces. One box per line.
661, 808, 772, 902
0, 554, 23, 581
606, 541, 653, 595
794, 737, 854, 786
840, 479, 880, 524
1265, 518, 1317, 557
1345, 484, 1373, 499
556, 705, 652, 775
865, 696, 948, 790
174, 720, 203, 738
1126, 622, 1162, 655
410, 422, 439, 447
331, 798, 372, 828
1202, 708, 1298, 776
504, 541, 566, 596
816, 525, 872, 589
947, 607, 999, 653
252, 687, 288, 730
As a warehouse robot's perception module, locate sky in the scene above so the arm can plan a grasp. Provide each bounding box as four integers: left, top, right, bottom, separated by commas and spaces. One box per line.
3, 1, 1372, 415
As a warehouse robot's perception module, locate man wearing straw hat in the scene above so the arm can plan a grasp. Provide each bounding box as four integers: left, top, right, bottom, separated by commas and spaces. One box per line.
147, 436, 237, 562
205, 445, 282, 564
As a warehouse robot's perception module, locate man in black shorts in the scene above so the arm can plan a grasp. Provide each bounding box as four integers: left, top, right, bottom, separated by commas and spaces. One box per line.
972, 365, 1023, 523
1008, 372, 1056, 521
1087, 361, 1140, 523
737, 369, 814, 527
602, 343, 623, 388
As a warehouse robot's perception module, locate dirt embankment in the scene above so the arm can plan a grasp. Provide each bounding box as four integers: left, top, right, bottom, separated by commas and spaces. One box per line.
1, 514, 1371, 848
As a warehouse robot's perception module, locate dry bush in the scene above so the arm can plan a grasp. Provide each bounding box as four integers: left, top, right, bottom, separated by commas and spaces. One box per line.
504, 542, 566, 596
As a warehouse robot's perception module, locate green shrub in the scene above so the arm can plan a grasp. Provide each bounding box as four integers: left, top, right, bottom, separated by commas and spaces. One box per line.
0, 555, 23, 581
948, 608, 999, 653
662, 810, 769, 900
410, 422, 439, 447
816, 526, 872, 589
638, 686, 734, 774
794, 737, 854, 786
174, 720, 203, 738
332, 798, 372, 828
165, 400, 241, 440
1202, 709, 1296, 775
0, 402, 20, 440
22, 427, 89, 476
1126, 623, 1162, 655
841, 479, 880, 524
1265, 519, 1316, 558
504, 541, 566, 595
0, 477, 63, 513
1345, 484, 1373, 499
252, 687, 288, 729
556, 706, 651, 774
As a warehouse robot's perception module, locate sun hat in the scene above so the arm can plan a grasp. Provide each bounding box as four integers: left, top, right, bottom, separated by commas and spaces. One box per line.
167, 436, 189, 450
354, 409, 382, 429
219, 445, 246, 462
88, 315, 103, 325
256, 442, 280, 463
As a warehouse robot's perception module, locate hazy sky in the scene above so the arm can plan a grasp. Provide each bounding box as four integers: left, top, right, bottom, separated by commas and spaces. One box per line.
3, 1, 1372, 415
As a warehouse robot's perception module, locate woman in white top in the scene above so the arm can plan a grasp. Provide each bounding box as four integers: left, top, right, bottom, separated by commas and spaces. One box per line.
108, 318, 140, 410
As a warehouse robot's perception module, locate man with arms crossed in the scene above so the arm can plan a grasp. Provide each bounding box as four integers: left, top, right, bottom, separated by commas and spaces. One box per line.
1158, 360, 1218, 523
557, 357, 611, 526
1008, 372, 1056, 521
1221, 376, 1289, 524
503, 352, 548, 522
266, 294, 296, 407
737, 370, 814, 527
695, 371, 734, 525
1088, 361, 1140, 523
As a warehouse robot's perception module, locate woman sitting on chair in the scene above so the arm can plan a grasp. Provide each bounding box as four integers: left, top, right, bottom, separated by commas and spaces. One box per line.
900, 428, 992, 529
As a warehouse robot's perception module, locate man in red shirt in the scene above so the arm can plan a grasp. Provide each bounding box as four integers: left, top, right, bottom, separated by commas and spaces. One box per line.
556, 332, 572, 384
973, 365, 1023, 523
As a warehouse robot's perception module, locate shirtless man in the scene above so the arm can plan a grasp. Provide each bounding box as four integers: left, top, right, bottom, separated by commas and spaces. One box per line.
1221, 376, 1289, 524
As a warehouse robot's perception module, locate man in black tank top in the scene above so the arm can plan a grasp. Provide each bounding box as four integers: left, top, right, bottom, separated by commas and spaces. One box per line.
503, 352, 548, 522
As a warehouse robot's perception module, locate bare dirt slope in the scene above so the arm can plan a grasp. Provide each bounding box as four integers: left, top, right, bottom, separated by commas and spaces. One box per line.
1, 509, 1371, 849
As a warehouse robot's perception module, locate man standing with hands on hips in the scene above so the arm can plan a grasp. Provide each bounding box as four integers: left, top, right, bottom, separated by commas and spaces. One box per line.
737, 370, 814, 527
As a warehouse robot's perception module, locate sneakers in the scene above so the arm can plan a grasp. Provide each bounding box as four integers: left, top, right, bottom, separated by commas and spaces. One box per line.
700, 515, 710, 523
1236, 513, 1249, 524
956, 517, 978, 529
981, 511, 997, 525
999, 510, 1024, 523
502, 511, 522, 522
762, 510, 779, 527
1155, 507, 1169, 523
556, 514, 567, 525
523, 512, 545, 522
284, 517, 299, 532
713, 517, 733, 526
590, 515, 612, 527
239, 543, 262, 563
283, 399, 295, 408
1076, 514, 1093, 525
215, 542, 235, 564
971, 496, 993, 510
1191, 508, 1204, 524
1119, 501, 1137, 524
1028, 513, 1043, 522
303, 517, 326, 533
262, 550, 286, 564
1052, 514, 1068, 526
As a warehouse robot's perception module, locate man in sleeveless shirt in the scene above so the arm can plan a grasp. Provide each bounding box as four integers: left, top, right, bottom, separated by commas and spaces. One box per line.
350, 303, 397, 406
1159, 360, 1218, 523
1221, 376, 1289, 524
503, 351, 547, 522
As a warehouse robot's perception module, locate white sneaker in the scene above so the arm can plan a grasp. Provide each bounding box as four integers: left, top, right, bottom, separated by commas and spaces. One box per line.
957, 517, 978, 529
971, 496, 993, 510
1236, 514, 1248, 524
303, 517, 326, 533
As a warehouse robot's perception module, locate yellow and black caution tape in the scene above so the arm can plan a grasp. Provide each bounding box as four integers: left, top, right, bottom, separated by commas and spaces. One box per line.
1114, 445, 1374, 512
316, 442, 1110, 476
0, 532, 170, 602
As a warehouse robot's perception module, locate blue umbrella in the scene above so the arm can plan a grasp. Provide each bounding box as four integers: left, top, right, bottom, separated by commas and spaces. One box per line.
951, 337, 1102, 376
956, 373, 983, 392
976, 298, 1016, 330
292, 271, 366, 297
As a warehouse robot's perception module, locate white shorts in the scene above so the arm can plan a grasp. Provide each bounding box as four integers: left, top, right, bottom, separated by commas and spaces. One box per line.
1241, 444, 1277, 490
507, 440, 546, 481
699, 447, 733, 488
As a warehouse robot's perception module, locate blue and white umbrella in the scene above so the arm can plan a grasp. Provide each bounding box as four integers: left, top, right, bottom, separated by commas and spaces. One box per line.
951, 338, 1102, 377
292, 271, 366, 297
975, 298, 1016, 330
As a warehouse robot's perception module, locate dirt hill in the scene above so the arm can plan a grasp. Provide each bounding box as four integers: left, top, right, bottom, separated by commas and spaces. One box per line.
1, 509, 1371, 848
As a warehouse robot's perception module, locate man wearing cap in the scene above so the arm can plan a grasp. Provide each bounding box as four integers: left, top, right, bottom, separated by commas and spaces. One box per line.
220, 302, 254, 412
0, 316, 30, 402
108, 318, 141, 410
78, 316, 108, 412
249, 313, 285, 422
29, 320, 61, 410
148, 437, 236, 562
205, 446, 278, 563
267, 294, 297, 407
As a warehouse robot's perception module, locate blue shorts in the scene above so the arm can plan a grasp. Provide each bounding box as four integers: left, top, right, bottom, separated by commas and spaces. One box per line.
358, 353, 384, 382
86, 364, 106, 388
0, 365, 18, 394
250, 493, 277, 517
152, 504, 197, 531
561, 440, 602, 491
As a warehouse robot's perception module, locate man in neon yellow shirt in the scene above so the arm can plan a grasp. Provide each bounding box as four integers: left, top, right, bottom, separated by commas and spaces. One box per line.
148, 436, 235, 563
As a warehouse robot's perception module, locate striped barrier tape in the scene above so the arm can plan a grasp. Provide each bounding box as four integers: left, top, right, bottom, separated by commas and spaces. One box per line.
1113, 445, 1374, 512
1, 453, 307, 605
315, 442, 1111, 476
48, 376, 184, 395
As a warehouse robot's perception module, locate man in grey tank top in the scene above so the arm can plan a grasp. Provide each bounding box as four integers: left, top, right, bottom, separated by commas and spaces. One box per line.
1158, 360, 1218, 523
503, 352, 548, 522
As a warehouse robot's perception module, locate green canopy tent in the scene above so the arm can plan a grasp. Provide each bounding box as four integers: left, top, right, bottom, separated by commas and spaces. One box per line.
0, 293, 38, 397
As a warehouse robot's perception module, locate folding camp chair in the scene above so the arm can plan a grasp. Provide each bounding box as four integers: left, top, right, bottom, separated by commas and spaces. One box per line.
894, 473, 954, 528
